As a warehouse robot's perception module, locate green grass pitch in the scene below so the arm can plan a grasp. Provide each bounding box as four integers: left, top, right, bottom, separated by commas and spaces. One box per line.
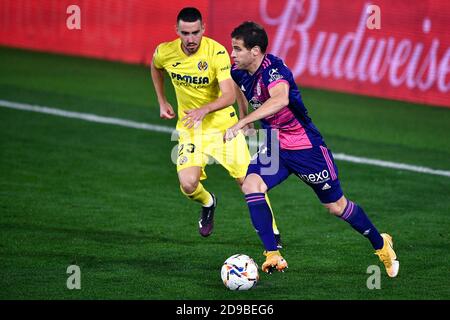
0, 47, 449, 299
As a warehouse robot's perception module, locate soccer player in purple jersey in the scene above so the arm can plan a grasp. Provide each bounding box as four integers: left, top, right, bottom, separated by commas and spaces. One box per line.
224, 21, 399, 277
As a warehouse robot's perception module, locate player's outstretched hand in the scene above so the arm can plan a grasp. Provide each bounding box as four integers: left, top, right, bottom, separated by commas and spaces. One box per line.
182, 107, 209, 129
224, 121, 244, 142
160, 102, 176, 119
242, 123, 257, 137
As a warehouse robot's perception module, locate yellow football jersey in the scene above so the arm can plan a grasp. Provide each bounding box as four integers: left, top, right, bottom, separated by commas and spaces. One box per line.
153, 36, 238, 134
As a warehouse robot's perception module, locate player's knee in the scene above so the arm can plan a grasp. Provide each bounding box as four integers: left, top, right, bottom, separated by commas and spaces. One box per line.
180, 180, 199, 195
326, 205, 342, 216
242, 182, 262, 194
242, 176, 267, 194
324, 197, 347, 216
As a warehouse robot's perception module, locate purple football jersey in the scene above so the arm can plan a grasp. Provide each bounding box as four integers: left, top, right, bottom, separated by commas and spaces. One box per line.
231, 54, 324, 150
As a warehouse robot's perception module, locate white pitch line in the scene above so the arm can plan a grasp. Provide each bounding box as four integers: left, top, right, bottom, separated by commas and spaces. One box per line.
332, 153, 450, 178
0, 99, 174, 134
1, 99, 449, 178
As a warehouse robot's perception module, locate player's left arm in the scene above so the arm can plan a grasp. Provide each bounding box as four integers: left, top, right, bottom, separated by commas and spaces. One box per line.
181, 78, 235, 129
224, 82, 289, 141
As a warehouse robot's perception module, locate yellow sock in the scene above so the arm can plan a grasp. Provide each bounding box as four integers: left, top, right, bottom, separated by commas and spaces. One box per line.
180, 182, 213, 207
265, 193, 280, 234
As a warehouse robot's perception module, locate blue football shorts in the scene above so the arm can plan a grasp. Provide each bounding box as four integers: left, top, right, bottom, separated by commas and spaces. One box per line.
247, 145, 344, 204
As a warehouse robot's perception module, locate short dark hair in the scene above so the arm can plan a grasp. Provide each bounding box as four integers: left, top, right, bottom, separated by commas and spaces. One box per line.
231, 21, 268, 53
177, 7, 202, 23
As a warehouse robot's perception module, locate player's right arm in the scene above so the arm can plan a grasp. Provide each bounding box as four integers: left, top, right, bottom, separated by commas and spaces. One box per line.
225, 81, 289, 142
150, 47, 175, 119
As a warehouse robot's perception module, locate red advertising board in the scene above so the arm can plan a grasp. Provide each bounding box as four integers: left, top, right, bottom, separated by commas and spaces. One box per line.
209, 0, 450, 108
0, 0, 448, 107
0, 0, 208, 64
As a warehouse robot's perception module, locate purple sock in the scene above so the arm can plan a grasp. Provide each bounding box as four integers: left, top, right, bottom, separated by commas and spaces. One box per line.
340, 200, 384, 250
245, 193, 278, 251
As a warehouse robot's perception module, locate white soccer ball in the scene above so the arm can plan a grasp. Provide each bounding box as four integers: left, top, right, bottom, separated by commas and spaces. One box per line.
221, 254, 259, 290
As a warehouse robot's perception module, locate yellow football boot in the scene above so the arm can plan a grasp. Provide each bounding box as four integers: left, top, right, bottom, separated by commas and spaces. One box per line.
374, 233, 399, 277
262, 250, 288, 273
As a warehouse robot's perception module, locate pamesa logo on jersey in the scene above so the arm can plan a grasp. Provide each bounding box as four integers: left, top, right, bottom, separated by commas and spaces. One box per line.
197, 60, 208, 71
171, 72, 210, 84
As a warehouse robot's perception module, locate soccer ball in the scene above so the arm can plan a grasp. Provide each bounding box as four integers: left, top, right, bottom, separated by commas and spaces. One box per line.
221, 254, 259, 290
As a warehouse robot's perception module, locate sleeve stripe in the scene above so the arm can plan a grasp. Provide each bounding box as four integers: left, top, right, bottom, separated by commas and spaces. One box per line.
268, 79, 289, 90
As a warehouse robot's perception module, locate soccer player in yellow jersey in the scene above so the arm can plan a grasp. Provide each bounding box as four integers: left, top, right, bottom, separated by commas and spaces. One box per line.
150, 7, 282, 245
